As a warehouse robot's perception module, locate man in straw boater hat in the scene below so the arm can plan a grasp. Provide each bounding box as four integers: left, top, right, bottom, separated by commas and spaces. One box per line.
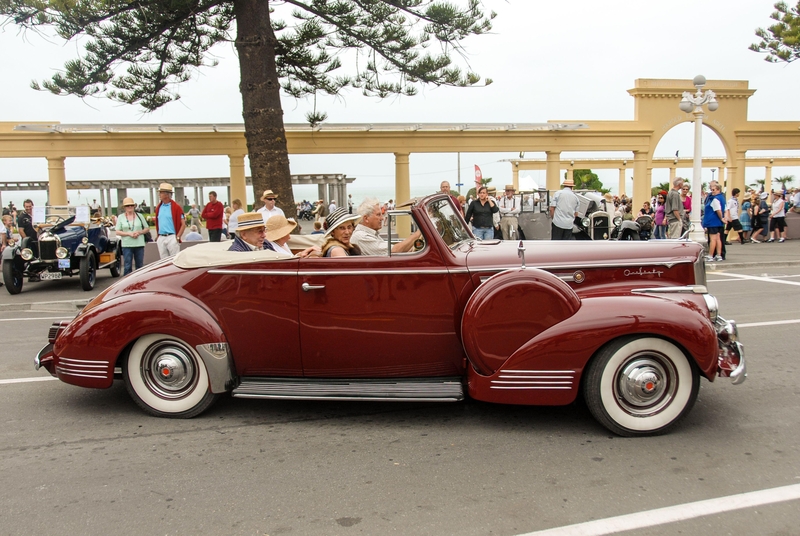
497, 184, 521, 240
257, 189, 284, 224
228, 212, 268, 252
154, 182, 186, 258
549, 178, 580, 240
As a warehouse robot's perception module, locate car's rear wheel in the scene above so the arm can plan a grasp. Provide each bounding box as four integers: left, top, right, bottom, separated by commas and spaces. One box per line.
583, 336, 699, 437
79, 252, 96, 290
2, 259, 23, 294
124, 334, 218, 418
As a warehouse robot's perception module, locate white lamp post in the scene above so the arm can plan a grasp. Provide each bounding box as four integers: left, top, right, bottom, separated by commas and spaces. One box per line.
679, 75, 718, 243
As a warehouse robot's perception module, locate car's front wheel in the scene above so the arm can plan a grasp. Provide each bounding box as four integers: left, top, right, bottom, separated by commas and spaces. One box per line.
584, 336, 699, 437
2, 259, 23, 294
109, 246, 121, 277
79, 252, 96, 290
124, 334, 218, 418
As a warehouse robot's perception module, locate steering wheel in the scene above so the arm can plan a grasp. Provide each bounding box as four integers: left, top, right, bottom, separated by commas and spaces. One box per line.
45, 215, 66, 225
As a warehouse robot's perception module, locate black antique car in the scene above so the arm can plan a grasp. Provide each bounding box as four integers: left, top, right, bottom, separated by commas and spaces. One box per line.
3, 206, 120, 294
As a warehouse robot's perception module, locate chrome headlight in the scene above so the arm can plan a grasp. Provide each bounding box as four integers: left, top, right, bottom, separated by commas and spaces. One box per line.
21, 248, 33, 261
613, 216, 622, 227
581, 217, 590, 228
81, 237, 89, 244
6, 239, 14, 247
703, 294, 719, 322
56, 247, 69, 259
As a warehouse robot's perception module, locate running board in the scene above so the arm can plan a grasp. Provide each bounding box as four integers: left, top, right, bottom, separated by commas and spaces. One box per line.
232, 377, 464, 402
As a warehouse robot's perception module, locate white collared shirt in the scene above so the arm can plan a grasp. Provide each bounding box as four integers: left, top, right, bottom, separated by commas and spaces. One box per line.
351, 223, 388, 256
258, 205, 285, 223
498, 195, 520, 217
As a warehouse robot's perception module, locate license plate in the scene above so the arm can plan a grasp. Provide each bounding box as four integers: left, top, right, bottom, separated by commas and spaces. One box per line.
40, 272, 62, 281
57, 259, 70, 269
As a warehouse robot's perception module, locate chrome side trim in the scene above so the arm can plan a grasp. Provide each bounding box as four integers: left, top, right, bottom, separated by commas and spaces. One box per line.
208, 270, 297, 276
631, 285, 709, 295
232, 377, 464, 401
490, 369, 576, 390
195, 342, 234, 394
55, 357, 111, 380
475, 259, 693, 274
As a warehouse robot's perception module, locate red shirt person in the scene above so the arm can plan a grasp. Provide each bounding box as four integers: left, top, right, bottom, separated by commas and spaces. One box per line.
201, 191, 225, 242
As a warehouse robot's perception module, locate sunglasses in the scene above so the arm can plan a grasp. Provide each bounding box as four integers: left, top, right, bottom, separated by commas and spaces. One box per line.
265, 197, 277, 201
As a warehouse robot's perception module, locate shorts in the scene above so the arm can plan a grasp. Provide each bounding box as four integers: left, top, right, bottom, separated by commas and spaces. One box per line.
706, 226, 723, 235
725, 219, 743, 232
770, 217, 786, 232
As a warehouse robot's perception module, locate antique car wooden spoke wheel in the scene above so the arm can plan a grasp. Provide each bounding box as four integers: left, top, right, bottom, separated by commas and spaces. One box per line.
584, 336, 699, 437
124, 334, 218, 418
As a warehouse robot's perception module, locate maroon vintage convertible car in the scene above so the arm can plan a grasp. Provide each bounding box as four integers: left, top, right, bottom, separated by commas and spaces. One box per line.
36, 194, 745, 436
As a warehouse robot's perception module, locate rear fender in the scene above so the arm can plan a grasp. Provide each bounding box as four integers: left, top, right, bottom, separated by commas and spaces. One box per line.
467, 295, 717, 406
461, 268, 581, 375
53, 292, 231, 390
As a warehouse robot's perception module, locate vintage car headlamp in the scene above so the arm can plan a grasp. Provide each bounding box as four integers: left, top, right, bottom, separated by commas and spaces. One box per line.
81, 237, 89, 245
6, 239, 14, 247
21, 248, 34, 261
613, 216, 622, 227
703, 294, 719, 322
581, 217, 590, 228
56, 247, 69, 259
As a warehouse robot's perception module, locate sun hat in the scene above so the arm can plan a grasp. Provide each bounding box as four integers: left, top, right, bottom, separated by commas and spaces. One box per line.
603, 192, 613, 201
158, 182, 174, 193
504, 184, 516, 191
562, 179, 575, 188
122, 197, 136, 206
324, 207, 361, 237
236, 212, 266, 233
265, 214, 297, 241
261, 189, 278, 200
760, 192, 769, 199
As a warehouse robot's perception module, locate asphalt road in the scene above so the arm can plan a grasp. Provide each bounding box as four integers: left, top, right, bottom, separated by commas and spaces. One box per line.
0, 265, 798, 535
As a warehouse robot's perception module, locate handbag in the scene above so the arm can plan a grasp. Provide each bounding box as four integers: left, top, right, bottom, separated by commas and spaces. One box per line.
137, 214, 153, 242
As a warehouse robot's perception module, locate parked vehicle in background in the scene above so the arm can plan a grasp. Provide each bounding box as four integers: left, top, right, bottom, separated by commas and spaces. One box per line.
36, 194, 744, 436
3, 205, 120, 294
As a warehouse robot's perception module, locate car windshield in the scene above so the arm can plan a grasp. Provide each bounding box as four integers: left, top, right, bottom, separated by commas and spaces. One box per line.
426, 198, 472, 248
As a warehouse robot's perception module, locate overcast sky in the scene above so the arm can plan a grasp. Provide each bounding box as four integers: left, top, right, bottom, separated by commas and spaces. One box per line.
1, 0, 799, 205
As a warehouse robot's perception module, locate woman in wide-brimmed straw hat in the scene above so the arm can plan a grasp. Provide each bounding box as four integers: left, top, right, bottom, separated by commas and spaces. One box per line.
264, 214, 320, 257
321, 207, 362, 257
115, 197, 149, 274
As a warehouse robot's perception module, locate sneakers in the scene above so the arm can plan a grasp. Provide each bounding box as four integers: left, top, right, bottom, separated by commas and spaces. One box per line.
714, 255, 724, 262
779, 238, 785, 243
704, 255, 714, 262
751, 238, 761, 243
767, 238, 775, 243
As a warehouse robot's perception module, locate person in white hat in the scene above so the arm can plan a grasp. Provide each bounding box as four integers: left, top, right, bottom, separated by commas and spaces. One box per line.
154, 182, 185, 258
497, 184, 521, 240
115, 197, 149, 274
257, 189, 284, 223
549, 179, 579, 240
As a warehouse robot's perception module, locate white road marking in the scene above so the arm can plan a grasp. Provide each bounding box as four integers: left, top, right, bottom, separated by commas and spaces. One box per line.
738, 319, 800, 328
712, 272, 800, 286
0, 316, 73, 322
520, 483, 800, 536
0, 376, 58, 385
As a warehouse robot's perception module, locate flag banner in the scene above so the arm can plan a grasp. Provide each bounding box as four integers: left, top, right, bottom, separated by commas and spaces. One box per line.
474, 165, 483, 188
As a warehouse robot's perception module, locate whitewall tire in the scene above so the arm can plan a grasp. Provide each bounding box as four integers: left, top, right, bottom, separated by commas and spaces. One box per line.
584, 336, 699, 436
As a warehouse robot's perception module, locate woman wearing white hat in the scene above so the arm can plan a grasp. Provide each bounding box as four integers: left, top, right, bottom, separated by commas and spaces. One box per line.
115, 197, 148, 274
321, 208, 362, 257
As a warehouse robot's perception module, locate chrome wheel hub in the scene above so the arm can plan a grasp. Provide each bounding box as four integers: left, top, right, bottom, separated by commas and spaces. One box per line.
141, 342, 197, 399
615, 354, 677, 416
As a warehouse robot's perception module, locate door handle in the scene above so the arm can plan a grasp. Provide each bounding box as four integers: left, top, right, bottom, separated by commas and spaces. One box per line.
302, 282, 325, 292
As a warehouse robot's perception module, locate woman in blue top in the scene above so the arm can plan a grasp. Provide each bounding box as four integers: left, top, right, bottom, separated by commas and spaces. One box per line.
115, 197, 148, 274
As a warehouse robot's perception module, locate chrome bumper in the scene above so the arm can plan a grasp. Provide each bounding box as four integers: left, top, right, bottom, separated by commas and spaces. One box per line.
715, 317, 746, 385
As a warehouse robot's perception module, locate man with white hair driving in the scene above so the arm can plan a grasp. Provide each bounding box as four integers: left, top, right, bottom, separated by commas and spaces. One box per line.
351, 198, 421, 256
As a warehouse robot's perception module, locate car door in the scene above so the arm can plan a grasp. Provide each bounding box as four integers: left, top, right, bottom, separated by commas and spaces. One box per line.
190, 257, 302, 376
297, 249, 464, 378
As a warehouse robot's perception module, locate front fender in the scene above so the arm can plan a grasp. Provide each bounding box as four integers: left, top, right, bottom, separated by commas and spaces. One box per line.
53, 292, 230, 390
461, 268, 581, 375
74, 243, 94, 257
